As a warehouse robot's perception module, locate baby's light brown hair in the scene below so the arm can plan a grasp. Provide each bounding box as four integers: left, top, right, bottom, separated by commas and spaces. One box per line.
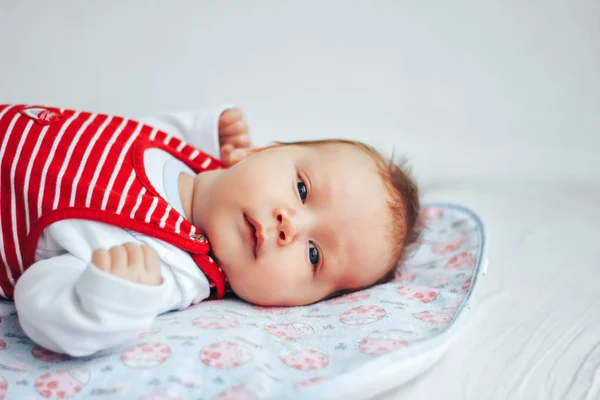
280, 139, 423, 296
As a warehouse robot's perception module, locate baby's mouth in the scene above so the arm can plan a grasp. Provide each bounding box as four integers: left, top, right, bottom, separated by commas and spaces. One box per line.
243, 214, 264, 258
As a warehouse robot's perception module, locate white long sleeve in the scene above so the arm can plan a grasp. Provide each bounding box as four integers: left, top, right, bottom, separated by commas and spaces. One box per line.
14, 254, 166, 356
15, 217, 208, 356
140, 106, 231, 159
14, 107, 225, 356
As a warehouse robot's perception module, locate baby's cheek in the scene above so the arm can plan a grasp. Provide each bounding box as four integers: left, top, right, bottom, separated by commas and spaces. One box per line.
245, 262, 305, 303
227, 264, 273, 297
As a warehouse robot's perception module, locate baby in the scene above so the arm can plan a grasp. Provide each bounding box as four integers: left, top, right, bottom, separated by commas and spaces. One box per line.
0, 104, 421, 356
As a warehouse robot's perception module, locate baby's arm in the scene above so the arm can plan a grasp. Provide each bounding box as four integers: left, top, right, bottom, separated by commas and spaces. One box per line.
14, 245, 165, 357
141, 107, 251, 166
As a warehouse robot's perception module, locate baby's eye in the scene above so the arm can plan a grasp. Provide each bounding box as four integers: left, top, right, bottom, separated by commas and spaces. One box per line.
297, 178, 308, 203
308, 241, 319, 267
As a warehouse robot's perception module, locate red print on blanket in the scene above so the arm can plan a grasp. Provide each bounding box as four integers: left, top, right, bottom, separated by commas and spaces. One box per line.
0, 376, 6, 400
193, 315, 240, 329
431, 233, 466, 254
445, 251, 476, 270
200, 341, 253, 369
121, 343, 172, 368
34, 369, 89, 399
214, 386, 255, 400
360, 331, 408, 355
462, 277, 472, 291
325, 290, 370, 304
398, 285, 439, 303
138, 328, 161, 338
393, 270, 417, 283
339, 305, 386, 325
280, 349, 329, 370
413, 311, 453, 324
265, 322, 315, 340
423, 207, 444, 221
296, 376, 327, 390
251, 305, 289, 315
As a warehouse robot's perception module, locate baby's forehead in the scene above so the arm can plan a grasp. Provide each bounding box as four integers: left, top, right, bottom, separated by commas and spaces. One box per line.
305, 142, 392, 230
308, 147, 393, 289
306, 142, 383, 175
306, 141, 376, 160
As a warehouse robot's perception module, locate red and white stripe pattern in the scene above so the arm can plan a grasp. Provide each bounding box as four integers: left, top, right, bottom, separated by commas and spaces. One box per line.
0, 105, 226, 299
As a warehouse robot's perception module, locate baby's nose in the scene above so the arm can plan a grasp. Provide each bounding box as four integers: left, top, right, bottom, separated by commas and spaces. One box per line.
273, 207, 299, 246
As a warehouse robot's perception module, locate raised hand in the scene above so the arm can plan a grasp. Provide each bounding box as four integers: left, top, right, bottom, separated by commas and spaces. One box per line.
218, 108, 252, 166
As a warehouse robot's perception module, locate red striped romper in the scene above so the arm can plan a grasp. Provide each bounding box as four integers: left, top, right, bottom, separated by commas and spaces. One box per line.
0, 105, 227, 300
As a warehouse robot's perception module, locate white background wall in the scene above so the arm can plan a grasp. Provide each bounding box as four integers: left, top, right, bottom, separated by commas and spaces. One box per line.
1, 1, 599, 187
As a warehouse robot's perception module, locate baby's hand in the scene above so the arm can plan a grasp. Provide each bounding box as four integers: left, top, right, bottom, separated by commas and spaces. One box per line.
92, 243, 162, 286
219, 108, 251, 166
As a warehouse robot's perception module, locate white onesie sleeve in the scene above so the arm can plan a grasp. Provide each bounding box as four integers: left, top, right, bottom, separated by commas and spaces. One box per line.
141, 106, 232, 159
14, 218, 198, 357
14, 254, 166, 357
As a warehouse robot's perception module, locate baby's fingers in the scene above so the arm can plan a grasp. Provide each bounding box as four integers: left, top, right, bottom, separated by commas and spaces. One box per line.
218, 108, 244, 128
142, 245, 160, 272
220, 119, 249, 141
108, 245, 129, 274
223, 133, 251, 148
92, 249, 111, 272
142, 245, 162, 285
220, 143, 234, 160
123, 242, 143, 266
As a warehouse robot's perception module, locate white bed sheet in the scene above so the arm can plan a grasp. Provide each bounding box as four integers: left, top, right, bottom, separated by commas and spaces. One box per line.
379, 182, 600, 400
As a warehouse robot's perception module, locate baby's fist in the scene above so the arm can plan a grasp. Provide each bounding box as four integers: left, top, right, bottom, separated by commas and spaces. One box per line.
219, 108, 251, 166
92, 243, 162, 286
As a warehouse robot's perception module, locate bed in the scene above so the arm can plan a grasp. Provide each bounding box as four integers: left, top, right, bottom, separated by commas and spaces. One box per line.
2, 182, 596, 400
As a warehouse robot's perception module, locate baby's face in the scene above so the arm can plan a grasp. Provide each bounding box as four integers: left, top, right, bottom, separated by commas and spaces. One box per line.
194, 143, 393, 306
